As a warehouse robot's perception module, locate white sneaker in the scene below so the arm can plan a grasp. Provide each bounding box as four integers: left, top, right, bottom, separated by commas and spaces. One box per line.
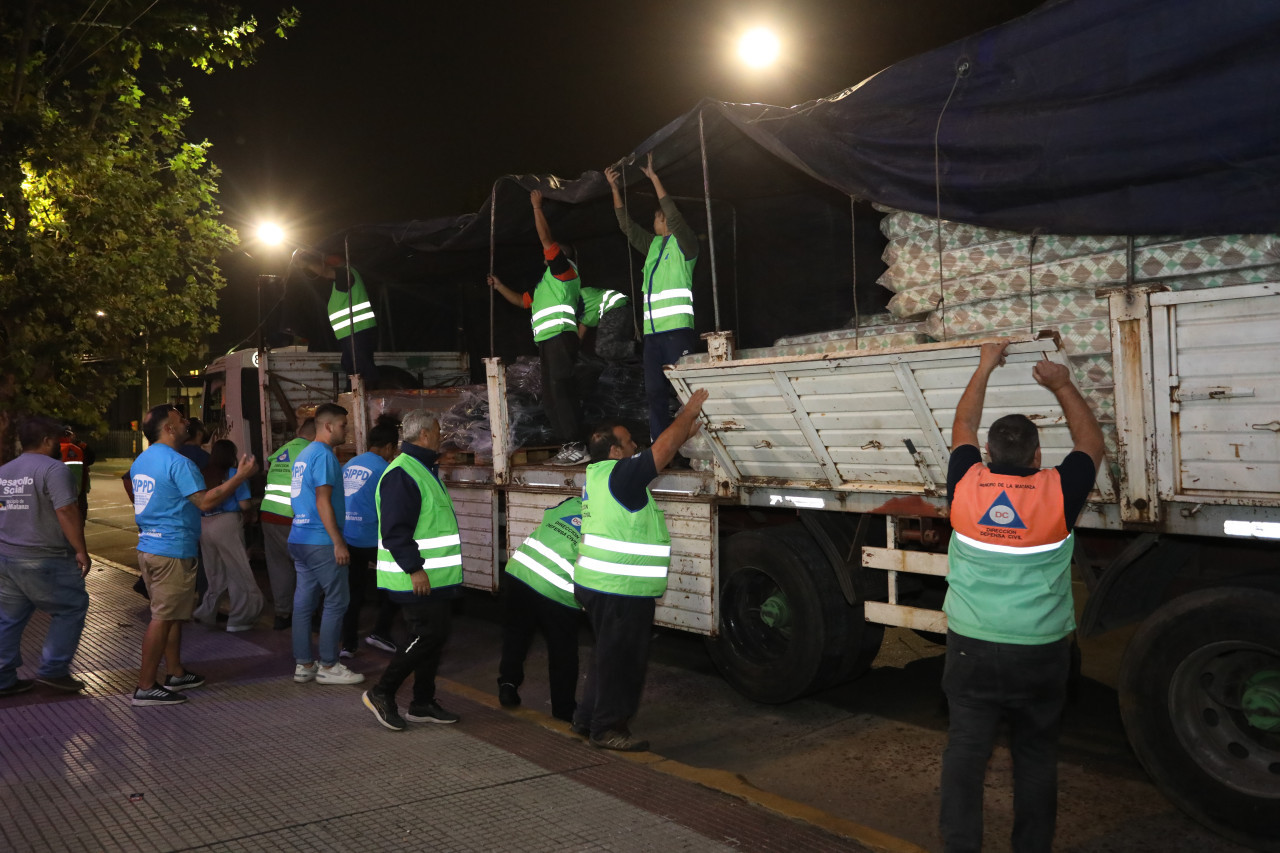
549, 444, 588, 466
294, 663, 318, 683
316, 662, 365, 685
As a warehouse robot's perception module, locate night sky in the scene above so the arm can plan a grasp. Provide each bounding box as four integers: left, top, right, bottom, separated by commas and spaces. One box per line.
184, 0, 1045, 248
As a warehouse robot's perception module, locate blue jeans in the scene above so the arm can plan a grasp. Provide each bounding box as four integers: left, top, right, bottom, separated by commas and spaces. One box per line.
288, 543, 349, 666
0, 553, 90, 687
940, 630, 1071, 853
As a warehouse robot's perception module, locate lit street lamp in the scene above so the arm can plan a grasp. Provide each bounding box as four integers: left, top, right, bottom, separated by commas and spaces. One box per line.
738, 27, 780, 68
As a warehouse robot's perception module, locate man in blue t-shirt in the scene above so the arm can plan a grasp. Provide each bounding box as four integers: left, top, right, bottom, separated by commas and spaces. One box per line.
340, 417, 399, 656
289, 403, 364, 686
129, 405, 257, 707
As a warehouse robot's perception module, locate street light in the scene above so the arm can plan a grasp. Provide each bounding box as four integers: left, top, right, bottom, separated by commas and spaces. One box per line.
257, 222, 285, 246
738, 27, 780, 68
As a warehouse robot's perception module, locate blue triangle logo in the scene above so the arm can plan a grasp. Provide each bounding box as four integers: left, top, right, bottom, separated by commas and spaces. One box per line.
978, 490, 1027, 529
276, 448, 291, 463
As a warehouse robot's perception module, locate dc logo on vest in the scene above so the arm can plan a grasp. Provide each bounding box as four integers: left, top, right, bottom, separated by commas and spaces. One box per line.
978, 490, 1027, 529
276, 448, 291, 463
563, 515, 582, 528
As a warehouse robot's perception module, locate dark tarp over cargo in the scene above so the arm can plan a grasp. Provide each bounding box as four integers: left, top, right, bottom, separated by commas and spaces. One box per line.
299, 0, 1280, 362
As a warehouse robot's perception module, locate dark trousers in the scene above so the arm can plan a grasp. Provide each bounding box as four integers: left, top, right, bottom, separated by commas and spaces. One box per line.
940, 630, 1071, 853
643, 327, 697, 441
341, 546, 375, 650
339, 327, 379, 389
573, 585, 655, 737
499, 576, 581, 721
538, 331, 581, 444
373, 593, 452, 707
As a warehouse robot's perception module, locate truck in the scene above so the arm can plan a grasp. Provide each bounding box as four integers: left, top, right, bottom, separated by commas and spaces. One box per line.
199, 2, 1280, 845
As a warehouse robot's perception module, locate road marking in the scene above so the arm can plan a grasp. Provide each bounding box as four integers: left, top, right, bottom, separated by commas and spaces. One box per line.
438, 677, 929, 853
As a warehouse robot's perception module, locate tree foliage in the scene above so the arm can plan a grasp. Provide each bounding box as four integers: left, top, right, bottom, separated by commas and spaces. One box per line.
0, 1, 297, 446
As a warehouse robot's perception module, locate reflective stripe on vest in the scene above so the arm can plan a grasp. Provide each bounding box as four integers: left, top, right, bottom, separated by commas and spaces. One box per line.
529, 268, 580, 343
263, 438, 310, 518
574, 460, 671, 597
374, 454, 462, 591
505, 497, 582, 609
641, 235, 696, 334
327, 269, 376, 340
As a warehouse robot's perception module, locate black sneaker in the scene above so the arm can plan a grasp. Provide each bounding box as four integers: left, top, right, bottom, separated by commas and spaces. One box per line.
163, 671, 205, 692
498, 682, 520, 708
0, 679, 35, 697
36, 675, 86, 692
362, 690, 406, 731
404, 700, 459, 724
569, 721, 591, 738
590, 729, 649, 752
131, 684, 187, 707
272, 614, 292, 630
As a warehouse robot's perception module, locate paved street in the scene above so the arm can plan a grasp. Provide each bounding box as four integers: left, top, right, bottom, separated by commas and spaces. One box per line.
0, 466, 1256, 852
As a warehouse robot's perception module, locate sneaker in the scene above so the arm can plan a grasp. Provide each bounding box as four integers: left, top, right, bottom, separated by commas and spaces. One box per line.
362, 690, 406, 731
590, 729, 649, 752
163, 671, 205, 692
569, 721, 591, 738
498, 682, 520, 708
315, 662, 365, 685
0, 679, 35, 697
131, 684, 187, 707
36, 675, 86, 692
294, 662, 319, 683
339, 646, 356, 659
404, 700, 459, 724
548, 443, 588, 466
364, 633, 397, 653
226, 623, 253, 633
273, 614, 292, 630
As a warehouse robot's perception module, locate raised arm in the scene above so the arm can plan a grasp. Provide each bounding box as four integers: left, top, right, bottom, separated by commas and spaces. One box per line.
531, 190, 554, 251
642, 153, 697, 259
651, 388, 709, 472
1033, 356, 1106, 468
952, 341, 1009, 450
606, 164, 653, 254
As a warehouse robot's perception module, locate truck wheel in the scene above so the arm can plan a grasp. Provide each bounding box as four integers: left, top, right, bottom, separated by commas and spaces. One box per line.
1119, 587, 1280, 850
706, 525, 878, 704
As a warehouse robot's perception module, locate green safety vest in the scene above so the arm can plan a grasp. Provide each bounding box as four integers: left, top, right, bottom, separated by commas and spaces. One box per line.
579, 287, 629, 329
328, 268, 377, 340
529, 267, 581, 343
374, 453, 463, 592
262, 437, 310, 517
575, 460, 671, 597
506, 497, 583, 609
641, 235, 696, 334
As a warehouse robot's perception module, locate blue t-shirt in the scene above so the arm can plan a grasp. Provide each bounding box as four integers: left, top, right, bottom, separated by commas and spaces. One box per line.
342, 452, 389, 548
201, 468, 251, 517
289, 441, 344, 545
131, 443, 205, 558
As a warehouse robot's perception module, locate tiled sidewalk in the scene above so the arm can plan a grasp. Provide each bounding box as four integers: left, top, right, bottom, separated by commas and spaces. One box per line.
0, 564, 873, 852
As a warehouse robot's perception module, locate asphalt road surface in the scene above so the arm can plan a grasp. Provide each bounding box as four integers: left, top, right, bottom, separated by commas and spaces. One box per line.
83, 466, 1256, 853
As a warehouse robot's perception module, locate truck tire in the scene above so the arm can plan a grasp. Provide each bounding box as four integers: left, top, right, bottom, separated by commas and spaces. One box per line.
1119, 587, 1280, 850
706, 525, 879, 704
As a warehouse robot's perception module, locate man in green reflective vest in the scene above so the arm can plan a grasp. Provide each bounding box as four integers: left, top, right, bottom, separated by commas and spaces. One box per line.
300, 253, 379, 389
605, 153, 699, 445
488, 190, 586, 465
498, 495, 583, 722
361, 408, 462, 731
578, 286, 634, 362
259, 418, 314, 630
572, 387, 708, 751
